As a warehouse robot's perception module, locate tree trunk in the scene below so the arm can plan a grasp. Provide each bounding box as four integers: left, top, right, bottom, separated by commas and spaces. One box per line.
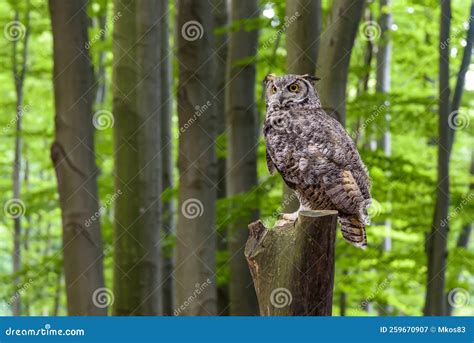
226, 0, 260, 315
10, 8, 30, 316
49, 0, 106, 315
282, 0, 322, 213
175, 0, 218, 316
424, 0, 451, 316
214, 0, 229, 200
245, 211, 338, 316
376, 0, 393, 315
316, 0, 365, 126
446, 151, 473, 315
160, 0, 174, 316
212, 0, 230, 316
112, 0, 162, 315
447, 0, 474, 153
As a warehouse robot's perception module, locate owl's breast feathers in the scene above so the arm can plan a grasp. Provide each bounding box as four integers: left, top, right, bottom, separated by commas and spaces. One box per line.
264, 107, 372, 248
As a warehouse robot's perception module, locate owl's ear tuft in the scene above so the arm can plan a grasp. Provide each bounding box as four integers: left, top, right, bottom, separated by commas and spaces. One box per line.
263, 74, 276, 86
301, 74, 320, 85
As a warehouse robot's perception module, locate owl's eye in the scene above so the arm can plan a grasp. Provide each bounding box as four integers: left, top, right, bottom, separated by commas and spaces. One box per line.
289, 83, 300, 92
271, 85, 277, 94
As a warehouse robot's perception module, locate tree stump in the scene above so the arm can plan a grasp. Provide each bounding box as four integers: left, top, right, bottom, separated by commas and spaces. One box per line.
245, 210, 338, 316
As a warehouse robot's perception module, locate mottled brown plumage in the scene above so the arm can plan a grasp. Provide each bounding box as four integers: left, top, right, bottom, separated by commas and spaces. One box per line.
263, 74, 372, 248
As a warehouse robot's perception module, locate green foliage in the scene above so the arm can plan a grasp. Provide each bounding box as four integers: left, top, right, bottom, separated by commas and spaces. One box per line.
0, 0, 472, 316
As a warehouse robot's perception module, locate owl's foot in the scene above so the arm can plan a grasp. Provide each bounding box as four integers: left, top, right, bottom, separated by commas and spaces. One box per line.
281, 211, 299, 221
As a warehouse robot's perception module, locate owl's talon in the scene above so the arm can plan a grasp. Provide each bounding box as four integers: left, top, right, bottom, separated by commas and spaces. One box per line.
281, 211, 299, 221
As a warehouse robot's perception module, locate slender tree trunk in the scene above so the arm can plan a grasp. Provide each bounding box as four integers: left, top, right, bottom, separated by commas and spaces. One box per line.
282, 0, 322, 213
175, 0, 218, 316
112, 0, 162, 315
447, 0, 474, 153
160, 0, 174, 316
49, 0, 106, 315
11, 8, 30, 316
212, 0, 230, 316
446, 152, 473, 315
376, 0, 393, 315
214, 0, 229, 200
226, 0, 260, 316
358, 8, 374, 96
316, 0, 365, 126
424, 0, 451, 316
94, 10, 107, 106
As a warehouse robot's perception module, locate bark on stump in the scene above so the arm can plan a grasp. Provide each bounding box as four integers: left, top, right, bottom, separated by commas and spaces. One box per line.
245, 210, 338, 316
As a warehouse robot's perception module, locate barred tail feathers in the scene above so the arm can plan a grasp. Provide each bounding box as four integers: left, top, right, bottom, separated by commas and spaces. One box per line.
339, 215, 367, 249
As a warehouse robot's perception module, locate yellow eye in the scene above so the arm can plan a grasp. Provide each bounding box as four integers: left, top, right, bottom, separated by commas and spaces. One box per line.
271, 85, 277, 94
289, 83, 299, 92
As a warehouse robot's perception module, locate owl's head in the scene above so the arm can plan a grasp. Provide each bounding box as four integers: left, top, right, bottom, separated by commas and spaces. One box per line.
263, 74, 321, 111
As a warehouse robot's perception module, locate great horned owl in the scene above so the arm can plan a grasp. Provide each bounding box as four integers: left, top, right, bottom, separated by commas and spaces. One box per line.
263, 74, 372, 248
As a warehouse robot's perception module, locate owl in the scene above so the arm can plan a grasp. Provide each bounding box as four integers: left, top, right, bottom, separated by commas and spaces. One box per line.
263, 74, 372, 248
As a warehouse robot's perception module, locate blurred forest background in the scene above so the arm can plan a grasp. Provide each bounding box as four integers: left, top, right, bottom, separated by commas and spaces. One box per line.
0, 0, 473, 316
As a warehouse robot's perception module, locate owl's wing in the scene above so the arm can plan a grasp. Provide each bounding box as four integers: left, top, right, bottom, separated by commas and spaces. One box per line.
266, 149, 276, 175
304, 112, 371, 202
